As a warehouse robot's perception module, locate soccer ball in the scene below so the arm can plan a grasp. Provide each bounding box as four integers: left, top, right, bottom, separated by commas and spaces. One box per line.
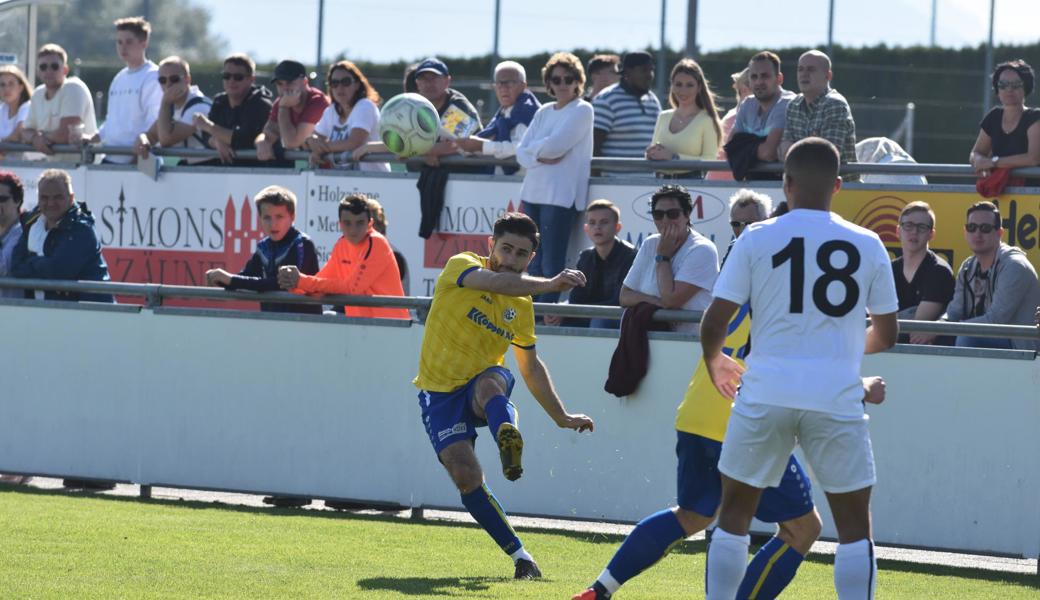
379, 93, 439, 158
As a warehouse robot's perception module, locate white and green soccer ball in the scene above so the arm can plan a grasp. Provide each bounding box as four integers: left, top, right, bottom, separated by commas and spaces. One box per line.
378, 93, 439, 158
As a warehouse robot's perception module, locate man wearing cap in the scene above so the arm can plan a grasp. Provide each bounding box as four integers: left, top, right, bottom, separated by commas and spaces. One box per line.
453, 60, 540, 174
255, 59, 330, 162
413, 57, 482, 167
592, 51, 661, 167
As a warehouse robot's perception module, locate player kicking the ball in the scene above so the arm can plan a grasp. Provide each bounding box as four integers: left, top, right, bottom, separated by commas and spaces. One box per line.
702, 138, 898, 600
413, 212, 594, 579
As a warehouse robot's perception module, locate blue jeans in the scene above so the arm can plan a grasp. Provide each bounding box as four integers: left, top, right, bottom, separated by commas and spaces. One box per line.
955, 335, 1013, 350
521, 201, 576, 303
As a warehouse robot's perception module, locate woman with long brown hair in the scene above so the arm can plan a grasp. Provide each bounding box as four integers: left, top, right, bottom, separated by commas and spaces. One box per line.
306, 60, 388, 171
0, 64, 31, 143
646, 58, 723, 178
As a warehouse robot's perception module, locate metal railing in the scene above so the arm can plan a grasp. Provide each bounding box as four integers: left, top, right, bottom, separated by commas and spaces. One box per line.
4, 142, 1040, 180
2, 277, 1038, 343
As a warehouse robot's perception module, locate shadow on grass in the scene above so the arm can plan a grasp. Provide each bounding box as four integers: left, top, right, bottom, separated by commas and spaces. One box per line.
357, 575, 512, 596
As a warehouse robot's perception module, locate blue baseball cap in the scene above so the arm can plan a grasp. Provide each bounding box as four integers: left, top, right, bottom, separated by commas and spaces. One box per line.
416, 57, 449, 76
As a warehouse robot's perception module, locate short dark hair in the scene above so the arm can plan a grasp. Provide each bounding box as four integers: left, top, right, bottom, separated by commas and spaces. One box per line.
587, 54, 620, 75
254, 185, 296, 216
114, 16, 150, 41
992, 59, 1034, 96
784, 137, 840, 197
339, 193, 372, 219
0, 170, 24, 206
966, 201, 1001, 228
224, 53, 256, 76
650, 184, 693, 214
750, 51, 781, 75
493, 212, 539, 252
586, 199, 621, 222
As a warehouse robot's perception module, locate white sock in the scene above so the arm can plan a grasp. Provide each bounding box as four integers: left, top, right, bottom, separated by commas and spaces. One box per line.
510, 546, 533, 563
834, 539, 876, 600
705, 528, 750, 600
597, 568, 622, 594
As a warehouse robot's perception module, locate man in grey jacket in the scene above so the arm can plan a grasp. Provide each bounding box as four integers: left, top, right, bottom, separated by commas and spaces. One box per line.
946, 201, 1040, 350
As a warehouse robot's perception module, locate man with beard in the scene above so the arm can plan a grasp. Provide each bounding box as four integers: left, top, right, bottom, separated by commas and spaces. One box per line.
593, 51, 661, 172
413, 212, 594, 580
729, 51, 795, 163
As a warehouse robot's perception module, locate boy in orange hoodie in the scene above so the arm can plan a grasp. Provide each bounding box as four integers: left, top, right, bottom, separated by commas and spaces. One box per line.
277, 193, 409, 320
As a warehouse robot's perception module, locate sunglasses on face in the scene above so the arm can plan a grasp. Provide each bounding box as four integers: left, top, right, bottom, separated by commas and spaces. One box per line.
38, 62, 61, 72
965, 223, 997, 234
899, 221, 932, 234
328, 76, 355, 88
158, 75, 181, 86
221, 72, 247, 81
650, 208, 684, 220
730, 220, 755, 229
0, 194, 14, 203
996, 81, 1024, 91
550, 75, 577, 86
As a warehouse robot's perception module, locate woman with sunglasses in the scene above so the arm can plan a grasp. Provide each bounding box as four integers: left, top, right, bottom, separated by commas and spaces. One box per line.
515, 52, 594, 303
646, 59, 723, 179
305, 60, 388, 172
0, 65, 31, 145
969, 60, 1040, 186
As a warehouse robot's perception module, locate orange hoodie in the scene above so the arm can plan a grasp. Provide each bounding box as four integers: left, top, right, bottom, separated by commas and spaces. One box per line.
293, 227, 409, 320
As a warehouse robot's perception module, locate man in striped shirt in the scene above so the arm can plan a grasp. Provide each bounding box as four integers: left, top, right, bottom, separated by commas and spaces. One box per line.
593, 51, 661, 170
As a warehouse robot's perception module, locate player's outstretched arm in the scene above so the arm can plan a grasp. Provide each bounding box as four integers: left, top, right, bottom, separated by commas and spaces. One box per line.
700, 297, 746, 399
862, 376, 886, 405
462, 268, 586, 298
865, 311, 899, 354
513, 346, 594, 432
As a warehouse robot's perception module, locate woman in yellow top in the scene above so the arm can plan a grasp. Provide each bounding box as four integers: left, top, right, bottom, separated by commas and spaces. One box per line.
646, 58, 723, 178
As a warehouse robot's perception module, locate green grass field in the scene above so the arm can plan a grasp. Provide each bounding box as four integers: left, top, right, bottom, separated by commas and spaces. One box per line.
1, 484, 1036, 599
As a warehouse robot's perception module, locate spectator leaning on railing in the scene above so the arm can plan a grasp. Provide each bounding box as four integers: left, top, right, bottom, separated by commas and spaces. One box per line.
255, 60, 330, 163
93, 17, 161, 165
646, 58, 723, 179
515, 51, 594, 304
133, 56, 212, 165
945, 201, 1040, 350
0, 65, 31, 146
706, 67, 750, 182
193, 53, 273, 166
969, 60, 1040, 188
10, 169, 113, 304
304, 60, 388, 172
21, 43, 98, 161
0, 170, 25, 300
593, 51, 661, 169
891, 201, 955, 345
724, 51, 795, 180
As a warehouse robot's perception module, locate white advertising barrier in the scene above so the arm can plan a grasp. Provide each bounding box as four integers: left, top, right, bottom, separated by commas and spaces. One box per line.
0, 301, 1037, 559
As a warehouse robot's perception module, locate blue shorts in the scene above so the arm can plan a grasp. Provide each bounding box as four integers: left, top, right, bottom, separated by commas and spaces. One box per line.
418, 366, 516, 455
676, 431, 814, 523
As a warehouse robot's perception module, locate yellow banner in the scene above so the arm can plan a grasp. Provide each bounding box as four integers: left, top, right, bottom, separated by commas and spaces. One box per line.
832, 188, 1040, 274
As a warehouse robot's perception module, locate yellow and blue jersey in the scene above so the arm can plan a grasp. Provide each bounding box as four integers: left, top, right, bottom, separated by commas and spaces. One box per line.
674, 303, 752, 442
414, 252, 536, 393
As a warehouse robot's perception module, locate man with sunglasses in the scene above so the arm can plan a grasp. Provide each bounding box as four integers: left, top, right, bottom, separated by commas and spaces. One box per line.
619, 184, 718, 333
133, 56, 211, 165
94, 17, 161, 164
21, 44, 97, 161
194, 53, 273, 166
890, 201, 954, 345
945, 201, 1040, 350
255, 60, 329, 164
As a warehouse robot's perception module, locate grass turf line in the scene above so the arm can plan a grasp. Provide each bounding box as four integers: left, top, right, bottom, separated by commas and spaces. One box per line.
1, 485, 1037, 599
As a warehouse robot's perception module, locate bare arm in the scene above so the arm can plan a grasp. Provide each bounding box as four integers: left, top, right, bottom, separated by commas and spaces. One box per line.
865, 311, 899, 354
619, 284, 663, 307
700, 297, 745, 399
654, 261, 703, 309
513, 346, 593, 431
277, 106, 316, 149
969, 129, 993, 173
460, 267, 585, 298
756, 128, 784, 162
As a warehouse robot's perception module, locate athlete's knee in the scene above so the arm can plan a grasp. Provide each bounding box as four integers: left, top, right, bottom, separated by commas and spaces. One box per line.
446, 462, 483, 494
673, 507, 714, 537
778, 509, 822, 555
473, 372, 509, 404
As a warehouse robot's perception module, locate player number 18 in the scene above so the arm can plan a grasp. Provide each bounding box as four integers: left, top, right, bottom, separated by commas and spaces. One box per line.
771, 237, 861, 317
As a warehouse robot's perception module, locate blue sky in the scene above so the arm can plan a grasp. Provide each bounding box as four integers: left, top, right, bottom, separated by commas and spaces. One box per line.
200, 0, 1038, 65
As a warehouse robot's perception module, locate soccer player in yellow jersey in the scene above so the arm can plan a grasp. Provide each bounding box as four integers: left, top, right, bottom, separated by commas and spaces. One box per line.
414, 212, 594, 580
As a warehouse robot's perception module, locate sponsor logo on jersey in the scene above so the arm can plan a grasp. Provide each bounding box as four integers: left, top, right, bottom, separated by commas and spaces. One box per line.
502, 307, 516, 322
466, 307, 514, 341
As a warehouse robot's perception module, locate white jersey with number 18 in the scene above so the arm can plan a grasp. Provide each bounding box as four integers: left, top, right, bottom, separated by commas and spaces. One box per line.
712, 209, 899, 417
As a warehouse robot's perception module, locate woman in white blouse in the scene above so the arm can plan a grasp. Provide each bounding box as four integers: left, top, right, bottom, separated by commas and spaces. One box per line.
0, 65, 31, 143
646, 58, 723, 179
305, 60, 389, 172
516, 51, 593, 301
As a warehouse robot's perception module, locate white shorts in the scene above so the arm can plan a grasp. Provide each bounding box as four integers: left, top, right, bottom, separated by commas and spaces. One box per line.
718, 403, 876, 494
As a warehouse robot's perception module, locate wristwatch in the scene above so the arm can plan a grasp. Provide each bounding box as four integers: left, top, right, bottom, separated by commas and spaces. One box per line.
655, 254, 671, 263
991, 155, 1000, 167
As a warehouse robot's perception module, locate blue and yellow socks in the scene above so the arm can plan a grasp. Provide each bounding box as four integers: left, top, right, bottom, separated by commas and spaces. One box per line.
596, 509, 686, 595
460, 483, 523, 556
484, 394, 517, 440
737, 536, 805, 599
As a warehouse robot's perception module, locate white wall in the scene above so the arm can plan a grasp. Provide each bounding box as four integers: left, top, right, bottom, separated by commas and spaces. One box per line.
1, 301, 1037, 558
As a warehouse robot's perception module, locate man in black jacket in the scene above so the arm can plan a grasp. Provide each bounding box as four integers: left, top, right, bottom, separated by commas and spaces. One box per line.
193, 53, 274, 166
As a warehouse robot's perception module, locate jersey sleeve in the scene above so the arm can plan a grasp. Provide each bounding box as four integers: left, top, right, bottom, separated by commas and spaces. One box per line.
711, 233, 753, 304
865, 237, 900, 315
442, 252, 484, 290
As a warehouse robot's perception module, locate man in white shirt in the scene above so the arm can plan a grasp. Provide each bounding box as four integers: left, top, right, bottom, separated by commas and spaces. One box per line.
619, 184, 719, 333
94, 17, 161, 164
134, 56, 212, 165
21, 43, 98, 160
700, 138, 899, 600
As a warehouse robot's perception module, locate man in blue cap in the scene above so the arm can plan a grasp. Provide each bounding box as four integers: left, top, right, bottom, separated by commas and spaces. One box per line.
412, 57, 482, 167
